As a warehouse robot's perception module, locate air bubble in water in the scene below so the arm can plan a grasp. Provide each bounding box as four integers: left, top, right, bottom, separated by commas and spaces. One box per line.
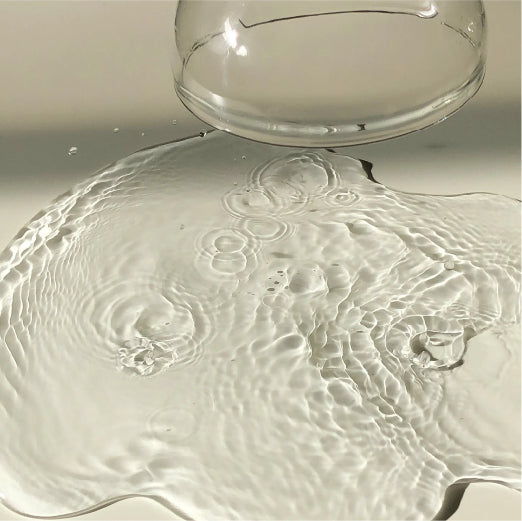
0, 132, 518, 521
118, 337, 177, 376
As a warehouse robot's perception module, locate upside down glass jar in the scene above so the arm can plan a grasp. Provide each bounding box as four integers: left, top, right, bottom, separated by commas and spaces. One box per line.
173, 0, 486, 147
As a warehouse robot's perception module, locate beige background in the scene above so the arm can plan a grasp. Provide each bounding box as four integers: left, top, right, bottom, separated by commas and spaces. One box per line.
0, 1, 520, 519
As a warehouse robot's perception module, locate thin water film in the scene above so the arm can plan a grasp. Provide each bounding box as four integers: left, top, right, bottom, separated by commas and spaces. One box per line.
0, 132, 519, 520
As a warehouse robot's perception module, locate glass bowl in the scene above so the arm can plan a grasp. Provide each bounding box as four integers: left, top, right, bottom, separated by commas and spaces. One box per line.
173, 0, 487, 147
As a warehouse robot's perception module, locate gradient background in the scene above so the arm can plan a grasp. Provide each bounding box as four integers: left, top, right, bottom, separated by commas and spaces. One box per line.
0, 1, 520, 519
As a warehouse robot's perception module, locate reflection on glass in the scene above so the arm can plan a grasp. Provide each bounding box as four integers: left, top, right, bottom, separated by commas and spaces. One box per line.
174, 0, 486, 146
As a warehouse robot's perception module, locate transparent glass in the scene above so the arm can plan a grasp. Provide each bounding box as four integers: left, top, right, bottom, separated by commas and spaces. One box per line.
173, 0, 487, 147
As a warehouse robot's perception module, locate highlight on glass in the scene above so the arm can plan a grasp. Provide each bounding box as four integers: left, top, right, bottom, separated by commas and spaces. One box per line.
173, 0, 487, 147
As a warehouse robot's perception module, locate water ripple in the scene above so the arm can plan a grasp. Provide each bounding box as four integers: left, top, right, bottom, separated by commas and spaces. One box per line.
0, 132, 518, 520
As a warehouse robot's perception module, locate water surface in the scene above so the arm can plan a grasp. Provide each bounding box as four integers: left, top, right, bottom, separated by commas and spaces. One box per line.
0, 132, 519, 520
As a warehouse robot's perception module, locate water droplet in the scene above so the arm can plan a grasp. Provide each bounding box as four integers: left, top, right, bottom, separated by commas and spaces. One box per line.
67, 146, 78, 156
113, 127, 120, 133
241, 155, 247, 160
140, 131, 146, 137
444, 260, 455, 270
171, 119, 177, 125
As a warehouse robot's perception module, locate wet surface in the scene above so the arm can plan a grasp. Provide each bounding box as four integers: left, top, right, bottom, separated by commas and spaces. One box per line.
0, 132, 519, 520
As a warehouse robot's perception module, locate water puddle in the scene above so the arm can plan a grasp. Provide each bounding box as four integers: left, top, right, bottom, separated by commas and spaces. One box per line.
0, 131, 519, 519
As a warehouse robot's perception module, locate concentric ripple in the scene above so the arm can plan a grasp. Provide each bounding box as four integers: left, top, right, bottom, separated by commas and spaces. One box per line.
222, 151, 341, 219
386, 315, 475, 370
195, 227, 260, 280
0, 132, 519, 520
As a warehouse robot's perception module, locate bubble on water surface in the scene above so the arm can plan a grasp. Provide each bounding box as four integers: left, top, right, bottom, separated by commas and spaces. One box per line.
444, 259, 455, 270
0, 132, 519, 520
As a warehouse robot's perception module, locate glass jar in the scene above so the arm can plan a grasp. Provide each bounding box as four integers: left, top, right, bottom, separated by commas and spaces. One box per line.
174, 0, 486, 147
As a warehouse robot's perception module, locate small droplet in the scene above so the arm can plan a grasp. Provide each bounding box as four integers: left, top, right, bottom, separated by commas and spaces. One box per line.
444, 260, 455, 270
67, 146, 78, 156
171, 119, 177, 125
140, 131, 146, 137
241, 155, 247, 160
113, 127, 120, 133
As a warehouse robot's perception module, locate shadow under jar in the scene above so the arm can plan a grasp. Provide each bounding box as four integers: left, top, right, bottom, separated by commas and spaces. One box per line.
173, 0, 486, 147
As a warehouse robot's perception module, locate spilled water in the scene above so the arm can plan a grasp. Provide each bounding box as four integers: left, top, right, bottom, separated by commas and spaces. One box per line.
0, 132, 519, 520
